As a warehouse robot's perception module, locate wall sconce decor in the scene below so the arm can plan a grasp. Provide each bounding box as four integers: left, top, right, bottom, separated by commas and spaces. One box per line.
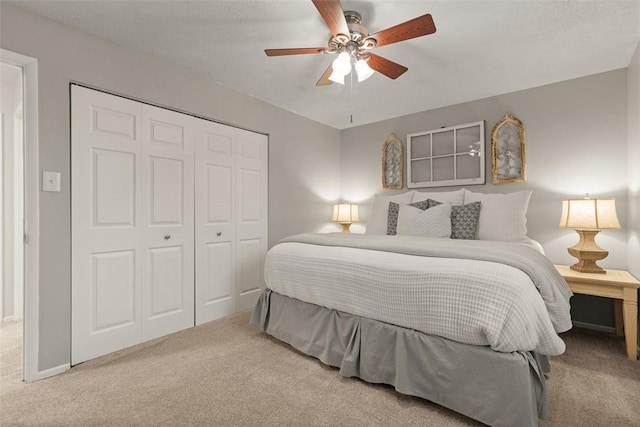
332, 203, 360, 233
559, 197, 621, 273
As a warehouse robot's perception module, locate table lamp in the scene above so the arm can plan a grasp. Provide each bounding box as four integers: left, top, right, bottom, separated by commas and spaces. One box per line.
332, 203, 359, 233
559, 197, 621, 274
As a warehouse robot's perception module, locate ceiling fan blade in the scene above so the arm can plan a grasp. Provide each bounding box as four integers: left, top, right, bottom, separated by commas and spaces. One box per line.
265, 47, 328, 56
366, 13, 436, 48
316, 64, 334, 86
367, 53, 408, 79
312, 0, 349, 37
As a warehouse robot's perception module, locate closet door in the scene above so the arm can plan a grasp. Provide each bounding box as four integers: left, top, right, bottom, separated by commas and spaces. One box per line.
235, 129, 268, 312
140, 105, 195, 341
72, 86, 267, 362
71, 86, 144, 364
194, 123, 268, 322
72, 87, 195, 364
194, 120, 236, 324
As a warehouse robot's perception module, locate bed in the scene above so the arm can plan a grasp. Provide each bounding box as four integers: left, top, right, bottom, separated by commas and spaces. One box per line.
251, 189, 573, 427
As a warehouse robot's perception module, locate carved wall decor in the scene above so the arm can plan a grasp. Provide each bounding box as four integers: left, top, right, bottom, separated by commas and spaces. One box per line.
382, 134, 403, 189
491, 113, 526, 184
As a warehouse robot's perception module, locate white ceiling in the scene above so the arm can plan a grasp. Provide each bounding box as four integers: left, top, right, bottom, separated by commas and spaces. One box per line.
10, 0, 640, 129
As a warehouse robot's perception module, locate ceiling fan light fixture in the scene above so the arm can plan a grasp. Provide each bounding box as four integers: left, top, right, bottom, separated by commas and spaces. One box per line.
328, 69, 345, 85
265, 3, 436, 87
331, 52, 352, 75
355, 58, 374, 82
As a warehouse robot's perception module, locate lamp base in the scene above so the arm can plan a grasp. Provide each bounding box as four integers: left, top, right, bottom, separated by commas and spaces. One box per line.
340, 223, 351, 233
568, 229, 608, 274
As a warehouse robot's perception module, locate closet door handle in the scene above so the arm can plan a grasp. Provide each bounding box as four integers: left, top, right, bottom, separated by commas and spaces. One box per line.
216, 232, 222, 237
164, 234, 171, 240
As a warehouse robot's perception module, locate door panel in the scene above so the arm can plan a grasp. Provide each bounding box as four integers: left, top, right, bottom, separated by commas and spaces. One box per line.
141, 104, 194, 341
148, 119, 185, 148
72, 86, 143, 364
235, 130, 268, 312
195, 120, 236, 324
207, 132, 232, 154
204, 242, 233, 304
91, 250, 136, 332
148, 246, 184, 318
149, 156, 183, 225
91, 106, 136, 141
92, 149, 136, 227
207, 165, 232, 223
237, 238, 262, 297
238, 168, 261, 222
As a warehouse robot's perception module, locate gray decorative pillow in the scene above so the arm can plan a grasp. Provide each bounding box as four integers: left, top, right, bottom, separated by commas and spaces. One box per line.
397, 203, 452, 238
427, 199, 443, 209
450, 202, 481, 239
387, 199, 430, 235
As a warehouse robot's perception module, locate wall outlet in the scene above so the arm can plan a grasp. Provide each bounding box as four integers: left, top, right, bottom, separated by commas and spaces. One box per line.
42, 171, 61, 192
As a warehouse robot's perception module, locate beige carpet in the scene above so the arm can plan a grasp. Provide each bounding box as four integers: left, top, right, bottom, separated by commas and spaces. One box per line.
1, 312, 639, 426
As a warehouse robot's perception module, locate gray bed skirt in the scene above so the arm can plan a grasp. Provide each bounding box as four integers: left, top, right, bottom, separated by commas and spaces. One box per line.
251, 289, 550, 427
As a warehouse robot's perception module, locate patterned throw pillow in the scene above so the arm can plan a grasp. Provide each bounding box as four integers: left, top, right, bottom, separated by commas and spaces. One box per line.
450, 202, 481, 239
387, 200, 430, 235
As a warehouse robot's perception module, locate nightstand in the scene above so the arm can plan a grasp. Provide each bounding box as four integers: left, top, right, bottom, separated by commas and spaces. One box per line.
555, 265, 640, 361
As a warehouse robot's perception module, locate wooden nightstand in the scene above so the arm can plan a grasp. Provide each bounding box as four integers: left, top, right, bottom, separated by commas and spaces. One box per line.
555, 265, 640, 361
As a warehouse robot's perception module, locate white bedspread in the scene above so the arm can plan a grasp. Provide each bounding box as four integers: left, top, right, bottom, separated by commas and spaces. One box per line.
264, 234, 572, 356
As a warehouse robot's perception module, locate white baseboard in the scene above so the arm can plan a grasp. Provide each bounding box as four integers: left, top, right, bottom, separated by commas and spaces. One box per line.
31, 363, 70, 382
572, 321, 616, 334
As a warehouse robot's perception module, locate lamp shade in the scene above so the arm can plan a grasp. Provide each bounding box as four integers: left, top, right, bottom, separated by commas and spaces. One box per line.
355, 59, 374, 82
329, 52, 351, 84
332, 203, 359, 223
332, 52, 351, 74
559, 198, 621, 230
328, 69, 345, 85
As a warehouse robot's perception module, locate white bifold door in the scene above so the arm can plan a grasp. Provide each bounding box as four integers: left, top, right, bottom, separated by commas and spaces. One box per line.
71, 86, 267, 364
194, 121, 268, 324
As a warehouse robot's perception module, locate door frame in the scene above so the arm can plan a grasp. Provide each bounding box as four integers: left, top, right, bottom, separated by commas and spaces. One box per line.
0, 49, 40, 382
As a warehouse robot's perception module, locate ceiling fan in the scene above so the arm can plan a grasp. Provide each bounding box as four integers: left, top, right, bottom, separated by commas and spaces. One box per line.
265, 0, 436, 86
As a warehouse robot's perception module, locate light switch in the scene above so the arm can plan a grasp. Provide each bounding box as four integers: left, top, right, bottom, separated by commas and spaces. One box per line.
42, 171, 61, 192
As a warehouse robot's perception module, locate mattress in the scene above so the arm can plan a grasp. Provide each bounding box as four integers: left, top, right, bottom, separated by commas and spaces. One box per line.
265, 233, 572, 356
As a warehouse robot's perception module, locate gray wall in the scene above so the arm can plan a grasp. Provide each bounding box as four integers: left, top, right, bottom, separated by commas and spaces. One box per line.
341, 70, 630, 328
0, 3, 341, 371
628, 41, 640, 279
342, 70, 629, 267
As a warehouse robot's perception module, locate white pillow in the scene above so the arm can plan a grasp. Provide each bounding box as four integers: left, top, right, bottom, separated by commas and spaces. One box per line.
462, 189, 532, 241
412, 189, 465, 206
397, 203, 452, 238
365, 191, 415, 234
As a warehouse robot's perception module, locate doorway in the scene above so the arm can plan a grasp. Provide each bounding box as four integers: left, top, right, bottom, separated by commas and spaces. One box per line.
0, 49, 39, 382
0, 61, 24, 381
